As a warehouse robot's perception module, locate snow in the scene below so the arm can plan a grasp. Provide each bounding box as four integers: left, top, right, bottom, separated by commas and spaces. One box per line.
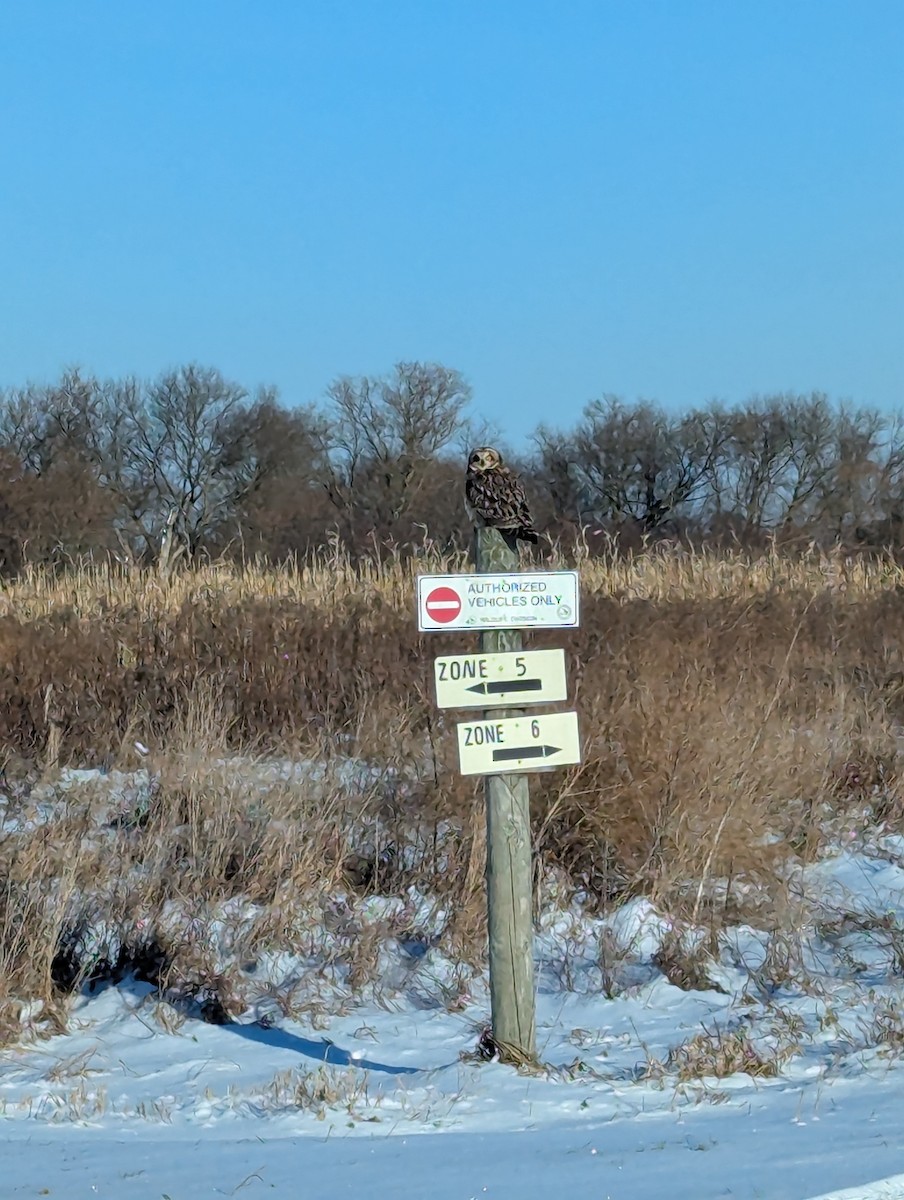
5, 1085, 904, 1199
810, 1181, 904, 1200
5, 767, 904, 1197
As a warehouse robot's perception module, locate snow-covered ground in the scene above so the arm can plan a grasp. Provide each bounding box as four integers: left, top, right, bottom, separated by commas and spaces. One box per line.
5, 972, 904, 1200
5, 768, 904, 1198
6, 1103, 904, 1200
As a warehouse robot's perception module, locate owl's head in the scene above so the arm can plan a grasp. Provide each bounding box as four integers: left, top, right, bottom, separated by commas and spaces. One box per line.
468, 446, 503, 473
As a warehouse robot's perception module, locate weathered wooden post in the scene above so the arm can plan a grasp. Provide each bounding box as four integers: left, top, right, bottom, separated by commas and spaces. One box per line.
43, 683, 63, 779
474, 527, 536, 1062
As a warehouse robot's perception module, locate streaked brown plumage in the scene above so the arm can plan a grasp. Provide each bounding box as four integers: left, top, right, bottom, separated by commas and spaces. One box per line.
465, 446, 539, 544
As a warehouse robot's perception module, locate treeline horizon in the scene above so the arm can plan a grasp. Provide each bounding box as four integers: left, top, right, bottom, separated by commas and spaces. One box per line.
1, 360, 903, 575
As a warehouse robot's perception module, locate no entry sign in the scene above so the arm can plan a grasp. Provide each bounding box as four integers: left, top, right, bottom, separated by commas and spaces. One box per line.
424, 586, 462, 624
416, 571, 580, 632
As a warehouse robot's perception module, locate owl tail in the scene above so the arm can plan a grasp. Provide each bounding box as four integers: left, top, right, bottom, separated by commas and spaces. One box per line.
516, 527, 539, 544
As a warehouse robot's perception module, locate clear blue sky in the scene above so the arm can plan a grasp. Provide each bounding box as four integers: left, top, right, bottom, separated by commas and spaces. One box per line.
1, 0, 902, 438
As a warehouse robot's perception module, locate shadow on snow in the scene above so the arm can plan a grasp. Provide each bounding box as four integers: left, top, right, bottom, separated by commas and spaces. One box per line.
225, 1020, 425, 1075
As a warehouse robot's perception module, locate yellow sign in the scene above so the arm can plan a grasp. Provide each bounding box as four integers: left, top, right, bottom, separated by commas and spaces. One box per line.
456, 711, 581, 776
434, 649, 567, 710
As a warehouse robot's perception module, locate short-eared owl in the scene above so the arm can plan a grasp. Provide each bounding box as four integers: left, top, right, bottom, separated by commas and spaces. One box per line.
465, 446, 539, 544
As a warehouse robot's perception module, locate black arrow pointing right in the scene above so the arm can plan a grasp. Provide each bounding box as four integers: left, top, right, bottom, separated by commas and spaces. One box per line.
466, 678, 543, 696
492, 744, 561, 763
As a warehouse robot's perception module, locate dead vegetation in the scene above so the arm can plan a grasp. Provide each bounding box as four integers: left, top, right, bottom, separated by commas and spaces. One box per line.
643, 1023, 801, 1083
2, 543, 904, 1042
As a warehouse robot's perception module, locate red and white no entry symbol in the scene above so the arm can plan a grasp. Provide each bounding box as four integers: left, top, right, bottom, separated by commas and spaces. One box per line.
425, 585, 462, 624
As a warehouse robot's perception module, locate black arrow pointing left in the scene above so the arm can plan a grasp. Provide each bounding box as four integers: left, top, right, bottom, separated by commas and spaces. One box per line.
492, 744, 561, 763
466, 678, 543, 696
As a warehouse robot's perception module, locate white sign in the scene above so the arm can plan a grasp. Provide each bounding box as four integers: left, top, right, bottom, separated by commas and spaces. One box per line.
456, 711, 581, 776
417, 572, 579, 632
434, 649, 567, 710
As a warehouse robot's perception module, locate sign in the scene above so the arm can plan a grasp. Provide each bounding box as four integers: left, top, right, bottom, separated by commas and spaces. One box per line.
424, 585, 462, 624
416, 572, 580, 632
434, 649, 567, 710
456, 711, 581, 776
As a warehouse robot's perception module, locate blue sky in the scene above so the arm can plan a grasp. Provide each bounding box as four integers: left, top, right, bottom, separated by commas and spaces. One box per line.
1, 1, 901, 438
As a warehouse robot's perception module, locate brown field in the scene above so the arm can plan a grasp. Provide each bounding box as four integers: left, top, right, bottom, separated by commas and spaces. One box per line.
2, 543, 904, 1040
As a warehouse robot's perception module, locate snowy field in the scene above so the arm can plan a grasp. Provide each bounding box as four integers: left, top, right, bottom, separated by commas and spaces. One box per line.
6, 962, 904, 1200
5, 768, 904, 1198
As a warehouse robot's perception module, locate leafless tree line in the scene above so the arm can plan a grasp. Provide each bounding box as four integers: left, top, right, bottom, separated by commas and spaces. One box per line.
0, 362, 902, 574
535, 394, 904, 551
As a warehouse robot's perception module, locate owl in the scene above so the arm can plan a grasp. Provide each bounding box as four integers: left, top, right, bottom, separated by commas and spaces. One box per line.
465, 446, 539, 543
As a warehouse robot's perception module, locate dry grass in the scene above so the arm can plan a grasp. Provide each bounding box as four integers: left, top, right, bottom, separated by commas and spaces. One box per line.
2, 542, 904, 1041
643, 1023, 801, 1083
1, 538, 901, 617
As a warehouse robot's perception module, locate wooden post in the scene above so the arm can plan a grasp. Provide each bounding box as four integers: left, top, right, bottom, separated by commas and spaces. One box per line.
474, 526, 537, 1064
42, 683, 62, 779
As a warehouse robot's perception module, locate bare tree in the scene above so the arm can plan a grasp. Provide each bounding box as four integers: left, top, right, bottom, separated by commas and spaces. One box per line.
214, 397, 330, 558
706, 394, 835, 537
0, 365, 328, 564
806, 404, 888, 542
319, 361, 471, 550
0, 369, 100, 474
71, 366, 326, 560
536, 397, 726, 535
